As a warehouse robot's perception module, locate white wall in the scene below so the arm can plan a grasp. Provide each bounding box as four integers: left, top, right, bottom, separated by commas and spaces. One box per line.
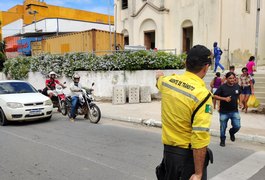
22, 18, 114, 33
0, 70, 185, 100
2, 19, 23, 38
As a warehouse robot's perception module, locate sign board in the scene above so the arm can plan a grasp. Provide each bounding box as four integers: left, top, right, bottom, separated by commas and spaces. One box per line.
17, 37, 42, 56
31, 41, 42, 56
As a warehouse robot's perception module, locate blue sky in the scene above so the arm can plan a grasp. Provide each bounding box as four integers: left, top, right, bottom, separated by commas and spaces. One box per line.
0, 0, 114, 15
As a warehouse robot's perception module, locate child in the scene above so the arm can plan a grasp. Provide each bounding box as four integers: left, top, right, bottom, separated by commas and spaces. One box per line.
210, 72, 222, 109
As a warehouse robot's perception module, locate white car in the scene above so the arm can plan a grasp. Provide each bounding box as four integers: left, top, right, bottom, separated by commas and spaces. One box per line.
0, 80, 53, 126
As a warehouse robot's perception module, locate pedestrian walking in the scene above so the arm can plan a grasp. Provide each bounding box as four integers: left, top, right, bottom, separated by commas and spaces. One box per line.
156, 45, 213, 180
222, 65, 239, 84
214, 72, 241, 147
239, 67, 254, 113
213, 42, 225, 73
246, 56, 256, 84
210, 72, 222, 109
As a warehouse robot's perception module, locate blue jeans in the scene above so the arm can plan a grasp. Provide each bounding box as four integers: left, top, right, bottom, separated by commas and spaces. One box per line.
70, 96, 79, 118
219, 111, 241, 140
214, 59, 224, 72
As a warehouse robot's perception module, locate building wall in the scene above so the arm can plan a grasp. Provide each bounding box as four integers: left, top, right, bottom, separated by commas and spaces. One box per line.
22, 18, 114, 34
2, 19, 23, 38
1, 7, 23, 26
0, 0, 114, 40
115, 0, 265, 66
41, 29, 124, 55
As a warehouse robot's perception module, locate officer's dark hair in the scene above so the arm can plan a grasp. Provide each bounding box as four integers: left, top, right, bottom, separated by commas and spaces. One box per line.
186, 45, 212, 73
225, 72, 236, 79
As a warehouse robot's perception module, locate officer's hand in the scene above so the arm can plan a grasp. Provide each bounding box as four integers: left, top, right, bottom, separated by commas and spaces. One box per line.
189, 174, 202, 180
156, 70, 164, 80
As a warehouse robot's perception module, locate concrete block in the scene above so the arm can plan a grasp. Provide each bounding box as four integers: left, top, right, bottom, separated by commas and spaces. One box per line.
128, 85, 140, 104
112, 85, 126, 104
140, 86, 151, 103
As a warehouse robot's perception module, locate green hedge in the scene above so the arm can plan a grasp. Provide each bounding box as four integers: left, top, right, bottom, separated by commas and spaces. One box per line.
3, 51, 186, 79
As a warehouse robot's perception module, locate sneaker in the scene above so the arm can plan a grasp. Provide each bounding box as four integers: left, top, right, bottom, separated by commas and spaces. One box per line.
70, 118, 74, 122
229, 130, 235, 142
222, 69, 225, 73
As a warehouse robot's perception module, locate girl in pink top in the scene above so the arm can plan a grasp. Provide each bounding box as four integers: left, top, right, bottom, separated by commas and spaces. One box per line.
246, 56, 256, 76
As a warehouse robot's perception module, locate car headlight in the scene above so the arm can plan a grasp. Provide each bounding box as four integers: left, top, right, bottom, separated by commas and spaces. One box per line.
6, 102, 23, 109
44, 99, 53, 106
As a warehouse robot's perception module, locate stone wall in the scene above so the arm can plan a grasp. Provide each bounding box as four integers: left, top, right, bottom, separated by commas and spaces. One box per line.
0, 70, 184, 100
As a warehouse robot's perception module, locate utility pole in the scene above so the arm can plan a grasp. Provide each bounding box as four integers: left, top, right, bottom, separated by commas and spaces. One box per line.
56, 18, 59, 36
114, 3, 117, 51
108, 0, 112, 51
255, 0, 261, 66
28, 10, 38, 32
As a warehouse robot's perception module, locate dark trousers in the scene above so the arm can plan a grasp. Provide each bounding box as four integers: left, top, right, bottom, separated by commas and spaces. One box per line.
161, 145, 207, 180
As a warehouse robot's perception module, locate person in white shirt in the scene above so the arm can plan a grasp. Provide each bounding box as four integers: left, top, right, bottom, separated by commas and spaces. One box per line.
69, 74, 83, 122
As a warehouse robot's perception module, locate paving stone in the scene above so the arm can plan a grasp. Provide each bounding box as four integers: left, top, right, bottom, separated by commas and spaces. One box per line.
112, 85, 126, 104
140, 86, 151, 103
128, 85, 139, 104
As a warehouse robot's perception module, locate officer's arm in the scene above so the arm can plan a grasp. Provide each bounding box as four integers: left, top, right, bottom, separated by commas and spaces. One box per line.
156, 70, 164, 89
191, 147, 207, 179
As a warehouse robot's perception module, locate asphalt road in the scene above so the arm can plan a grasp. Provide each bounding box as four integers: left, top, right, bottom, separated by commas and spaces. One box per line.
0, 113, 264, 180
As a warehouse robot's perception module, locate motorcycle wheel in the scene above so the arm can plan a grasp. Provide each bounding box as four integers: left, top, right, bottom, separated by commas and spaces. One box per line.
60, 100, 67, 116
87, 104, 101, 124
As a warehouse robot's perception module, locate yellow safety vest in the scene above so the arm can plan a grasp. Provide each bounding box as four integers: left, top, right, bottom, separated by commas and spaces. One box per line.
157, 71, 212, 149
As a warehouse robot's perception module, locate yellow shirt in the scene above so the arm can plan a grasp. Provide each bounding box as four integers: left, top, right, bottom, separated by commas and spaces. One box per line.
157, 71, 212, 149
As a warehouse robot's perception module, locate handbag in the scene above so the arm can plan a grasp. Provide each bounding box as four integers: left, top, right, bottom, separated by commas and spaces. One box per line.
247, 95, 260, 108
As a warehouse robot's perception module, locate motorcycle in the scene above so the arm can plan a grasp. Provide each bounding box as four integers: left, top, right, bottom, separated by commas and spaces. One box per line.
63, 83, 101, 124
53, 84, 67, 115
39, 83, 67, 115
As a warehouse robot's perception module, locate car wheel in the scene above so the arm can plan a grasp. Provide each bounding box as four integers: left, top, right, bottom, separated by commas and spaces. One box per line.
0, 108, 8, 126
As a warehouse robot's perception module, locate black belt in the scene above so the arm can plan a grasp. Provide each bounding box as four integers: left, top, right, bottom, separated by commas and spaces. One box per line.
164, 144, 192, 155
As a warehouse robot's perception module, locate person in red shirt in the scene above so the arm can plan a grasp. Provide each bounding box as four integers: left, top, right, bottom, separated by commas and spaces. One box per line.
45, 71, 66, 98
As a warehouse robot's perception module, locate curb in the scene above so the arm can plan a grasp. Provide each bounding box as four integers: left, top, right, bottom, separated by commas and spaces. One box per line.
103, 114, 265, 144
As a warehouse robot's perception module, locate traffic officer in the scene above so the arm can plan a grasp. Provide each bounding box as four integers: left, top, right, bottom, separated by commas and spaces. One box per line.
156, 45, 213, 180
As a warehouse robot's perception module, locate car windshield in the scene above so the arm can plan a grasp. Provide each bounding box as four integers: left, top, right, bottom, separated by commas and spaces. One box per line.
0, 82, 37, 94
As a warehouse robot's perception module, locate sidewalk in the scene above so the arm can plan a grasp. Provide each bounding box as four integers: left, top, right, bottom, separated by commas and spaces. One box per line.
97, 101, 265, 144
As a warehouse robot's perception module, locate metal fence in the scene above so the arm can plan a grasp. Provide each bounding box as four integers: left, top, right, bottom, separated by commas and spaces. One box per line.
90, 48, 177, 56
